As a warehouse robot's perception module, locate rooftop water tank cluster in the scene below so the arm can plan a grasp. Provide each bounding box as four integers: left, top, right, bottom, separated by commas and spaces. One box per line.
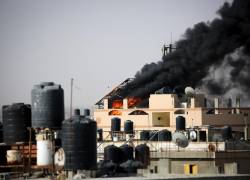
111, 118, 134, 133
110, 118, 134, 141
103, 143, 149, 173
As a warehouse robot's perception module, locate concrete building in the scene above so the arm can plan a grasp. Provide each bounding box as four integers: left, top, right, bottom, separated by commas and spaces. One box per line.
94, 83, 250, 139
94, 80, 250, 175
97, 140, 250, 175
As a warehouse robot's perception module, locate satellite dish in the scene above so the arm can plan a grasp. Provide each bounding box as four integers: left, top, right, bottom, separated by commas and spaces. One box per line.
189, 130, 197, 141
172, 132, 189, 148
185, 87, 195, 97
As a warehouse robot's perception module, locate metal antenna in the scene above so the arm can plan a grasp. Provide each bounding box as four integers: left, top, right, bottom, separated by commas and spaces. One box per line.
171, 32, 173, 44
70, 78, 74, 118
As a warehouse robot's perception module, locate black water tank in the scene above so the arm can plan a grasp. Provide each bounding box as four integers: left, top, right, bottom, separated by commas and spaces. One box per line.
124, 120, 133, 134
74, 109, 80, 116
149, 131, 158, 141
158, 129, 172, 141
62, 115, 97, 170
140, 130, 150, 140
120, 144, 134, 162
111, 117, 121, 132
104, 145, 122, 164
176, 116, 185, 131
84, 109, 90, 116
221, 126, 232, 140
135, 144, 150, 168
2, 103, 31, 145
31, 82, 64, 128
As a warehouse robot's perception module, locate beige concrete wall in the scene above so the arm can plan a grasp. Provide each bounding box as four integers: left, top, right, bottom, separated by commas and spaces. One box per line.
94, 109, 150, 129
149, 94, 178, 109
157, 159, 170, 175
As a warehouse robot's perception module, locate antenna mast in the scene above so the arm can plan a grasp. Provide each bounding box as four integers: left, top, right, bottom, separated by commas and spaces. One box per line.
70, 78, 74, 118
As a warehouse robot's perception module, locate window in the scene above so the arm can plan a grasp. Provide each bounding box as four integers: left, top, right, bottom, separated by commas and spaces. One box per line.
129, 110, 148, 115
174, 109, 185, 114
109, 110, 122, 115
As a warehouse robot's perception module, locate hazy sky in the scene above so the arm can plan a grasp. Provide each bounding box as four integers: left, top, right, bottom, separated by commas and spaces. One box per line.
0, 0, 229, 113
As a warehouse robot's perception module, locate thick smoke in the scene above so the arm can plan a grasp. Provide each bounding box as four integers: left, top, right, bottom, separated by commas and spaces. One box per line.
119, 0, 250, 100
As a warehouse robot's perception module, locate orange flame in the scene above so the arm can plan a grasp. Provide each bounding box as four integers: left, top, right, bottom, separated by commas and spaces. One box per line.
112, 100, 123, 109
128, 97, 141, 108
109, 110, 122, 115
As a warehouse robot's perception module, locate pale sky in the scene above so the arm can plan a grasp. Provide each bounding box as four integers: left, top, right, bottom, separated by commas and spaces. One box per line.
0, 0, 229, 114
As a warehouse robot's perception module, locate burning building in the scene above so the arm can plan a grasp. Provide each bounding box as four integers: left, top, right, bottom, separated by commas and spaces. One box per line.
94, 0, 250, 176
94, 82, 250, 139
94, 0, 250, 139
94, 83, 250, 175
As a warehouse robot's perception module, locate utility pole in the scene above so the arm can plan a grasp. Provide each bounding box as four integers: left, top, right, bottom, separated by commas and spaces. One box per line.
70, 78, 73, 118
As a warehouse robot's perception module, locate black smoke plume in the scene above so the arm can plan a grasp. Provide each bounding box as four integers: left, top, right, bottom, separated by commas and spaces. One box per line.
117, 0, 250, 101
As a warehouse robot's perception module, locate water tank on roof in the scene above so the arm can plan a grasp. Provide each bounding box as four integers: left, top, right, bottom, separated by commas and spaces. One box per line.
2, 103, 31, 145
37, 139, 53, 166
111, 117, 121, 132
31, 82, 64, 128
176, 116, 186, 131
158, 129, 172, 141
135, 144, 150, 168
124, 120, 133, 134
74, 109, 80, 116
62, 115, 97, 170
120, 144, 134, 162
140, 130, 150, 140
83, 109, 90, 116
104, 145, 122, 164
